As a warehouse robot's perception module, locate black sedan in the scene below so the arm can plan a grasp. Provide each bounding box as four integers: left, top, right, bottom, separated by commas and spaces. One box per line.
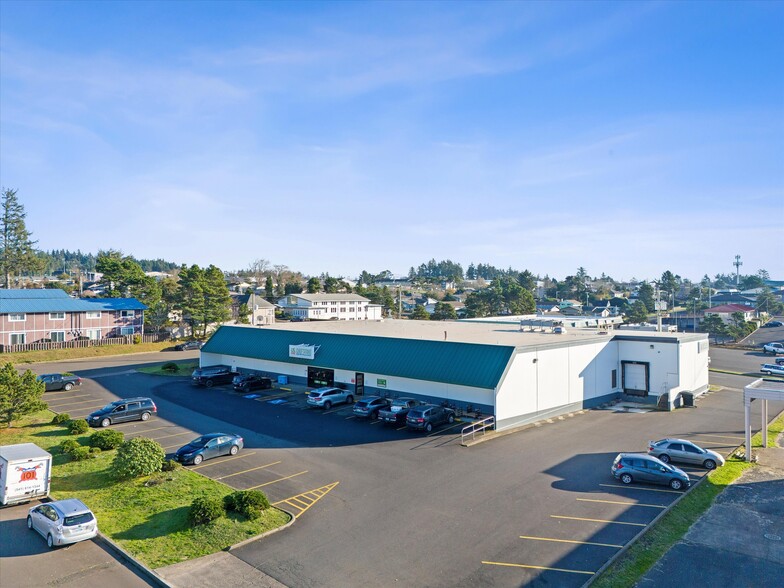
174, 433, 244, 465
232, 374, 273, 392
174, 340, 204, 351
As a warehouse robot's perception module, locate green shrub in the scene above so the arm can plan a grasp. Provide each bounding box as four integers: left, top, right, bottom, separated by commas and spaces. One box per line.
224, 490, 270, 520
60, 439, 80, 454
161, 362, 179, 372
68, 446, 91, 461
89, 429, 125, 450
68, 419, 89, 435
161, 459, 182, 472
112, 437, 165, 479
188, 496, 224, 525
89, 447, 102, 455
133, 334, 142, 344
52, 413, 71, 425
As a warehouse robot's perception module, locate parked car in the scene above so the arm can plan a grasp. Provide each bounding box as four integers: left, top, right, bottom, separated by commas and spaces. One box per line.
174, 340, 204, 351
378, 397, 423, 425
775, 357, 784, 366
763, 321, 783, 328
174, 433, 244, 465
36, 373, 82, 392
763, 342, 784, 355
647, 438, 725, 469
192, 365, 238, 387
233, 374, 273, 392
352, 396, 391, 419
611, 453, 691, 490
406, 404, 456, 432
760, 363, 784, 376
306, 386, 354, 409
27, 499, 98, 548
87, 398, 157, 428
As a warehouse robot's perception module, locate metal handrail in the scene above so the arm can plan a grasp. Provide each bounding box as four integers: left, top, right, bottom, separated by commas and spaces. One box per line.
461, 415, 495, 445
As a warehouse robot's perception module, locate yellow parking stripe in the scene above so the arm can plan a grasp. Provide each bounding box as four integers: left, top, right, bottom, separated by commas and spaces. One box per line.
70, 405, 111, 414
396, 425, 407, 431
689, 433, 744, 441
599, 483, 683, 494
48, 398, 103, 408
550, 515, 646, 527
272, 481, 339, 516
481, 561, 594, 575
191, 452, 257, 469
427, 421, 463, 436
126, 425, 175, 436
47, 394, 92, 404
44, 389, 82, 396
214, 461, 281, 480
148, 431, 195, 441
577, 498, 666, 509
246, 470, 308, 489
519, 536, 623, 548
323, 406, 352, 415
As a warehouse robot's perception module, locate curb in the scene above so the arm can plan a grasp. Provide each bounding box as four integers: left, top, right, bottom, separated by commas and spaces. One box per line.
226, 508, 296, 551
94, 532, 174, 588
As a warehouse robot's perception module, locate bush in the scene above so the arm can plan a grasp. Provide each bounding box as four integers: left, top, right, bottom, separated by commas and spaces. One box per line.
52, 413, 71, 425
89, 429, 125, 450
161, 362, 179, 373
133, 334, 142, 344
161, 459, 182, 472
112, 437, 165, 479
68, 446, 91, 461
68, 419, 89, 435
188, 496, 224, 525
224, 490, 270, 520
89, 447, 102, 456
60, 439, 80, 454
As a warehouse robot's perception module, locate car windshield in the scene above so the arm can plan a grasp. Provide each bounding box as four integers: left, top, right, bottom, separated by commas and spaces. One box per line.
100, 403, 118, 411
64, 512, 94, 526
189, 436, 212, 447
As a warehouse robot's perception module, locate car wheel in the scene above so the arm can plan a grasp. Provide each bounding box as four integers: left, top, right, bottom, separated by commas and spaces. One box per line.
324, 401, 332, 410
620, 473, 633, 485
703, 459, 717, 470
205, 379, 214, 388
447, 414, 455, 424
659, 454, 671, 464
346, 395, 354, 404
141, 412, 151, 421
27, 516, 33, 530
670, 479, 684, 491
47, 534, 54, 548
193, 454, 203, 465
229, 445, 239, 455
100, 418, 111, 428
425, 423, 433, 432
64, 383, 73, 391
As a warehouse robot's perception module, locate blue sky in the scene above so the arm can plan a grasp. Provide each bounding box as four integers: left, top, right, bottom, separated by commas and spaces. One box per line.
1, 1, 782, 282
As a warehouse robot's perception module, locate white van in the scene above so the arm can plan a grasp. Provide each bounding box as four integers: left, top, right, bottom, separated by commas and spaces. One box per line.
0, 443, 53, 506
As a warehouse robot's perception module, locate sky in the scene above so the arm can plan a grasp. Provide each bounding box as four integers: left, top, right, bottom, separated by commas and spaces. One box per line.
1, 1, 782, 283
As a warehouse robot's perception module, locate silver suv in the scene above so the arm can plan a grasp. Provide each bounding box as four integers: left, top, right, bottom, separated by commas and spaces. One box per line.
307, 387, 354, 410
27, 499, 98, 548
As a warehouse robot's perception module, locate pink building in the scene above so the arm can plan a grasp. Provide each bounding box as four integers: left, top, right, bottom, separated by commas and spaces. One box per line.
0, 289, 146, 348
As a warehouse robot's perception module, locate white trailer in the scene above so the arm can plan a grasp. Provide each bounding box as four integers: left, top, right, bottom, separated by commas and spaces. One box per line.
0, 443, 53, 506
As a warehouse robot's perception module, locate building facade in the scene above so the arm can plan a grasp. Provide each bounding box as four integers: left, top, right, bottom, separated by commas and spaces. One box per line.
276, 293, 383, 321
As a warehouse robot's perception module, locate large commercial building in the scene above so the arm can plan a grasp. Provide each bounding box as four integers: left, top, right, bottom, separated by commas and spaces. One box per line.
201, 320, 709, 431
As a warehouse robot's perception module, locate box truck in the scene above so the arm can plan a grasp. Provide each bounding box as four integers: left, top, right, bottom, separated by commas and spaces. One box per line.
1, 443, 53, 506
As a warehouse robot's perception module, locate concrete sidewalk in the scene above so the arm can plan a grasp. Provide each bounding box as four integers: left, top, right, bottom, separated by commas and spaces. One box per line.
157, 552, 286, 588
638, 438, 784, 587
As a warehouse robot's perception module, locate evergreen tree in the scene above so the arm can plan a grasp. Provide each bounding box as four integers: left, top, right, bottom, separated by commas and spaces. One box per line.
624, 300, 650, 324
307, 277, 321, 293
431, 302, 458, 321
0, 363, 46, 428
265, 276, 274, 300
1, 188, 41, 287
410, 305, 430, 320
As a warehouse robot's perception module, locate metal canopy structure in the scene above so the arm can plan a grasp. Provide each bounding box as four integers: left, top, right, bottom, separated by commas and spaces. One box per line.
743, 378, 784, 461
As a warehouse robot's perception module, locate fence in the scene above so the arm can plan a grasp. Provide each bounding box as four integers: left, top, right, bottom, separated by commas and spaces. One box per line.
0, 332, 170, 353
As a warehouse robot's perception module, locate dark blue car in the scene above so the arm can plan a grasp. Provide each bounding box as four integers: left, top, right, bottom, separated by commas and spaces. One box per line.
174, 433, 243, 465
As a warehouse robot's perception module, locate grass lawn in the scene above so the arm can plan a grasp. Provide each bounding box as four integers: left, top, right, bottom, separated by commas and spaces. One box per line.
137, 360, 199, 377
3, 341, 175, 365
0, 410, 291, 568
591, 412, 784, 587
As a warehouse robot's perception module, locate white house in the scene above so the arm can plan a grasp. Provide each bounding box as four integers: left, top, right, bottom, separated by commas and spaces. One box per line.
276, 293, 383, 321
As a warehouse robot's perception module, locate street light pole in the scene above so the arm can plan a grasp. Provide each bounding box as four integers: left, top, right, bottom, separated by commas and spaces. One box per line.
693, 298, 698, 333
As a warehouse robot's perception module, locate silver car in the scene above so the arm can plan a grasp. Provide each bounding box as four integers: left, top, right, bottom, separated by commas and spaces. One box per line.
306, 386, 354, 410
647, 438, 725, 470
27, 499, 98, 548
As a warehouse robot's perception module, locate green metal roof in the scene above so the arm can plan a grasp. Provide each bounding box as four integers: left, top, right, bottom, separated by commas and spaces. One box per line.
202, 326, 514, 389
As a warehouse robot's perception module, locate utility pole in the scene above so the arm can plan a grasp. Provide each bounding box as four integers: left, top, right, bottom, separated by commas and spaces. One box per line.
398, 285, 402, 319
655, 283, 662, 332
733, 255, 743, 287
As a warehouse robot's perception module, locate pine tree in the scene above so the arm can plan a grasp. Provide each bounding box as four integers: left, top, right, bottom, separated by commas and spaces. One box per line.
1, 189, 41, 287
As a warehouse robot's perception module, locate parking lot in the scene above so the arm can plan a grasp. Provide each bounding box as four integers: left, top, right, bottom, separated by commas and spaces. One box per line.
22, 353, 784, 587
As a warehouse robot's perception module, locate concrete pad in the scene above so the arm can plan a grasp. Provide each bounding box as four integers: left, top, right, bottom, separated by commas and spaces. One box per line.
157, 552, 286, 588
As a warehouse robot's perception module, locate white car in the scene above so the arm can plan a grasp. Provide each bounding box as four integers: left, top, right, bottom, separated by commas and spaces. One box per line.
27, 499, 98, 548
760, 363, 784, 376
306, 386, 354, 409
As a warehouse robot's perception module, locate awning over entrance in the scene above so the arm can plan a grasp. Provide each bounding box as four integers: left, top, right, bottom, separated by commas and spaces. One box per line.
743, 379, 784, 462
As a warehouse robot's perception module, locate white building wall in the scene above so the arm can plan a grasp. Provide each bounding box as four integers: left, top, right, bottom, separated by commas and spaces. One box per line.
617, 340, 679, 400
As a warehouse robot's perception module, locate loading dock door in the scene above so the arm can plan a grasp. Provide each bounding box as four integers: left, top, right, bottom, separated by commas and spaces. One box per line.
622, 361, 649, 397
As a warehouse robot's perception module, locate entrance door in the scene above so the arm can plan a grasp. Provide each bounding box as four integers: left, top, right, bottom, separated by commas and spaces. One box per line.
622, 361, 649, 397
355, 373, 365, 396
307, 366, 334, 388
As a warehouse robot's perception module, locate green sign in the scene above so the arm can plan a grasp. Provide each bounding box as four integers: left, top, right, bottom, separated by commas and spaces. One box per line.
377, 378, 387, 388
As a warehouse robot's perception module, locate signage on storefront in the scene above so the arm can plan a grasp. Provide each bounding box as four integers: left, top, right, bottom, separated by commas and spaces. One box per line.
377, 378, 387, 388
289, 344, 317, 360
